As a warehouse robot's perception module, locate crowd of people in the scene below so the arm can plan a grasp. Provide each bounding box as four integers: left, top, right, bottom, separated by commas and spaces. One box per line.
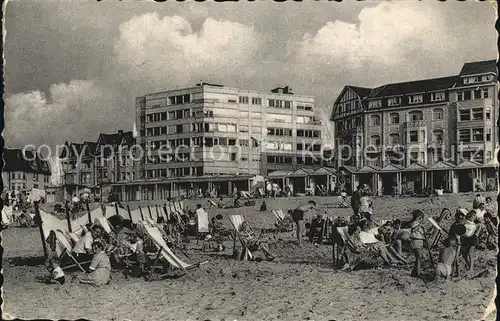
41, 185, 497, 286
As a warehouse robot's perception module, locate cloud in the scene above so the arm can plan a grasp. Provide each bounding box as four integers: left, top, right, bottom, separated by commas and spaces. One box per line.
112, 13, 262, 93
295, 2, 462, 87
4, 80, 122, 149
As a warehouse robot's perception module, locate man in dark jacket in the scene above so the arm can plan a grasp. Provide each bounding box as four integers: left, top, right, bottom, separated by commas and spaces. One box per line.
309, 212, 326, 245
351, 185, 363, 215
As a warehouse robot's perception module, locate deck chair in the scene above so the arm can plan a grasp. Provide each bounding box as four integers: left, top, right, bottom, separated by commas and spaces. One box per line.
272, 209, 294, 232
139, 220, 206, 280
196, 207, 210, 243
258, 188, 265, 198
317, 185, 327, 196
331, 225, 356, 268
337, 196, 350, 208
208, 199, 218, 209
229, 214, 254, 261
428, 208, 452, 248
240, 191, 251, 199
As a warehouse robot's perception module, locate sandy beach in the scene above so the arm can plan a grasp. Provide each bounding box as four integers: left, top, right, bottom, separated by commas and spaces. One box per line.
2, 194, 497, 321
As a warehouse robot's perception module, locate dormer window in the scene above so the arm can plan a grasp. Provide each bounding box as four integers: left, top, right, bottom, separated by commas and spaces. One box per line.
387, 97, 401, 106
481, 75, 494, 82
368, 100, 382, 108
464, 76, 479, 84
430, 92, 445, 102
408, 94, 423, 104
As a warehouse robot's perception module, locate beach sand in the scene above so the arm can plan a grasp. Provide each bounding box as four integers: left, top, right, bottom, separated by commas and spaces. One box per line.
2, 193, 497, 321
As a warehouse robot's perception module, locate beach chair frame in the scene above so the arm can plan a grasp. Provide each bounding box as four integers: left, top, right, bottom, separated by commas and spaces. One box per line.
229, 214, 254, 261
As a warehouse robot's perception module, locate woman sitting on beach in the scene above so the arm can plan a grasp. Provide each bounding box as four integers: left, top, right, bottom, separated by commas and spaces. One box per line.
239, 221, 276, 261
347, 218, 406, 269
76, 240, 111, 286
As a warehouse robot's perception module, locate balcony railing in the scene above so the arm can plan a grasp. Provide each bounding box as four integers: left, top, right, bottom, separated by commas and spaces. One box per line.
402, 120, 426, 128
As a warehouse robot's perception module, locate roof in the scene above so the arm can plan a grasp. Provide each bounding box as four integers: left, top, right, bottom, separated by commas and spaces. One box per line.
3, 148, 51, 174
267, 170, 291, 178
403, 163, 428, 171
348, 86, 372, 99
368, 76, 458, 100
337, 165, 358, 174
311, 167, 336, 176
288, 168, 315, 177
84, 141, 98, 155
379, 164, 405, 172
459, 60, 497, 76
427, 161, 456, 171
97, 130, 133, 147
358, 164, 381, 173
455, 159, 483, 169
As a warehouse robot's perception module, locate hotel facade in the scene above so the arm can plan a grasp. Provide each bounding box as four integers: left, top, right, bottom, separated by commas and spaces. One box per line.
127, 83, 327, 199
331, 60, 498, 195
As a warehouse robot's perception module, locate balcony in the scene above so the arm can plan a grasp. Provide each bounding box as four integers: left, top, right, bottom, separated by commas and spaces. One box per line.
402, 120, 427, 129
455, 98, 493, 109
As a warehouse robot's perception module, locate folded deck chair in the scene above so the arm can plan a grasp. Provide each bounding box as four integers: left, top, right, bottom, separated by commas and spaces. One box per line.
258, 188, 265, 197
1, 206, 14, 226
337, 196, 350, 208
174, 200, 184, 216
229, 214, 254, 261
240, 191, 251, 199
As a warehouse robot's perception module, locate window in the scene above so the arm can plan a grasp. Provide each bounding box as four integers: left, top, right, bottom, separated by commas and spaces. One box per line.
387, 97, 401, 106
239, 139, 249, 147
370, 135, 381, 146
268, 99, 291, 109
457, 92, 465, 101
486, 128, 492, 141
371, 115, 380, 126
464, 76, 479, 84
459, 129, 471, 143
297, 104, 313, 111
472, 108, 483, 120
251, 97, 262, 105
482, 88, 489, 98
464, 91, 471, 100
296, 129, 321, 138
433, 108, 443, 120
269, 114, 292, 123
409, 111, 423, 121
409, 131, 418, 143
267, 127, 292, 136
239, 96, 249, 104
473, 89, 482, 100
459, 110, 471, 121
389, 134, 400, 145
472, 128, 484, 142
368, 100, 382, 108
430, 92, 445, 102
390, 113, 399, 124
433, 130, 444, 142
408, 94, 423, 104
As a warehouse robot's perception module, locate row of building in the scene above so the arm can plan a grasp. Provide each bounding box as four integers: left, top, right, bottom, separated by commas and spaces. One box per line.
3, 59, 497, 200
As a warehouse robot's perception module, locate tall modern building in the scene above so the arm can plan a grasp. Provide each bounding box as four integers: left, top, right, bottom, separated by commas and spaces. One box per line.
331, 59, 498, 195
133, 83, 325, 198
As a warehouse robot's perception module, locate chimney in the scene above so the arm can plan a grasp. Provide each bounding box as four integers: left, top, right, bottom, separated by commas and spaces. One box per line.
118, 130, 123, 135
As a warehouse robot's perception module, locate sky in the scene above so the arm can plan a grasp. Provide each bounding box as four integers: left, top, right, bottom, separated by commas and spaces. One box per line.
3, 0, 497, 149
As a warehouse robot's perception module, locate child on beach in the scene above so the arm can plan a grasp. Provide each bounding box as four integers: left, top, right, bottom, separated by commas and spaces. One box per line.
409, 210, 425, 278
460, 211, 477, 272
435, 237, 457, 280
46, 257, 65, 285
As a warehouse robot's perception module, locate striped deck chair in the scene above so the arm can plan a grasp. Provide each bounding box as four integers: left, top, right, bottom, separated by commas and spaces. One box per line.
337, 196, 350, 208
208, 199, 218, 209
240, 191, 251, 199
173, 201, 183, 217
331, 225, 356, 268
272, 209, 293, 232
139, 220, 207, 280
229, 214, 254, 261
317, 185, 327, 196
428, 208, 452, 248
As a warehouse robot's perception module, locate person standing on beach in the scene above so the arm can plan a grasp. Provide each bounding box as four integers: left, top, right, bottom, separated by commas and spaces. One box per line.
291, 200, 316, 246
351, 185, 364, 215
